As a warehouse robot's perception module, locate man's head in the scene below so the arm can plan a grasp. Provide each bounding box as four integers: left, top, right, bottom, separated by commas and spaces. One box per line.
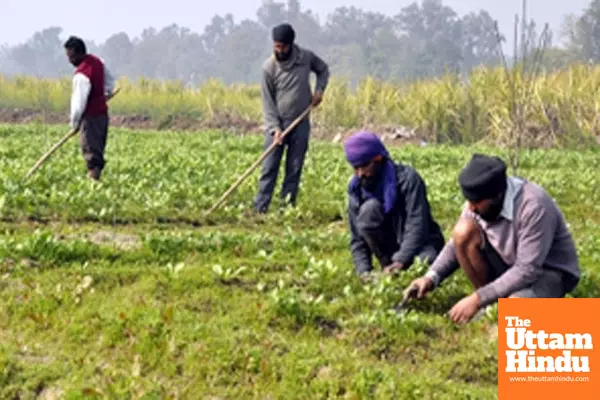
458, 154, 508, 222
64, 36, 87, 67
272, 23, 295, 62
344, 131, 389, 191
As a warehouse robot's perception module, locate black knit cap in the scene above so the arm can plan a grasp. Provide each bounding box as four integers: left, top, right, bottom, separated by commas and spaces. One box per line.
272, 23, 295, 44
458, 154, 507, 201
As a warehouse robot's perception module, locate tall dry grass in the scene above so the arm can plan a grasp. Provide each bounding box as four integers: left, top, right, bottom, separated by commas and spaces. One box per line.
0, 64, 598, 146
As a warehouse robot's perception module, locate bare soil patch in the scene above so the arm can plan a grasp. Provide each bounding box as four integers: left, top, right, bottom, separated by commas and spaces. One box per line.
0, 107, 427, 146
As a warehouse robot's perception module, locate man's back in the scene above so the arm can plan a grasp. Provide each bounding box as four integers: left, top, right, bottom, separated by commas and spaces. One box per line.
390, 163, 445, 248
528, 182, 579, 276
75, 54, 107, 117
479, 179, 580, 287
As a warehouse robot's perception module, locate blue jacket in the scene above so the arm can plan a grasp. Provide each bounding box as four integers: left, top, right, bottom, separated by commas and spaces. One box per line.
347, 162, 445, 272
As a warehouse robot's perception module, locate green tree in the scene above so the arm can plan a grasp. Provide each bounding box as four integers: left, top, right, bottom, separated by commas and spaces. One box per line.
395, 0, 463, 78
9, 27, 71, 77
460, 11, 504, 71
101, 32, 133, 75
564, 0, 600, 62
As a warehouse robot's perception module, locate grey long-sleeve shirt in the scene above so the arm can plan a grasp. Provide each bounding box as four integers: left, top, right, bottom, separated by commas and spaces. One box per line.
261, 45, 329, 134
425, 177, 580, 307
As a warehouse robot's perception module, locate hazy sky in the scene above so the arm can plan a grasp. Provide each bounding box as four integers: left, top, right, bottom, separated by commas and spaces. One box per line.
0, 0, 591, 48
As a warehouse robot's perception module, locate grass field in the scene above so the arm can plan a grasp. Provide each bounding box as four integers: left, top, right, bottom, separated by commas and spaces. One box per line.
0, 123, 599, 399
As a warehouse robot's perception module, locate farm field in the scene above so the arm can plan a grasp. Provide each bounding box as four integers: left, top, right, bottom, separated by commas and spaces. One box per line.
0, 123, 599, 399
1, 65, 599, 147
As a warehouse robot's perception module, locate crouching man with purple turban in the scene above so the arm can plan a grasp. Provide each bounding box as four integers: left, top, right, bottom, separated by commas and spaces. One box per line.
405, 154, 581, 324
344, 132, 445, 278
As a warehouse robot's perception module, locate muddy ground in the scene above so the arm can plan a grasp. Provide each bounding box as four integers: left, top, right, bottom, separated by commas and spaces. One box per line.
0, 107, 427, 145
0, 107, 262, 133
2, 107, 599, 148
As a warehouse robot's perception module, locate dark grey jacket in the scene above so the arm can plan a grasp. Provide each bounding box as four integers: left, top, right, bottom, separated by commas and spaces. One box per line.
348, 163, 445, 272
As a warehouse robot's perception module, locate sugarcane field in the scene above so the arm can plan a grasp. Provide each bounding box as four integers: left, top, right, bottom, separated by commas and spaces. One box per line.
1, 0, 599, 399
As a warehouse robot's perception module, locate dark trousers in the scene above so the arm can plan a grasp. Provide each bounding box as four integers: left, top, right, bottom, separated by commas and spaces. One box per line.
356, 198, 440, 270
254, 117, 310, 213
80, 114, 109, 172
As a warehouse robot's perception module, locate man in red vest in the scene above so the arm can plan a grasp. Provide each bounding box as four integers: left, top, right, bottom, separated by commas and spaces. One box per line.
64, 36, 116, 180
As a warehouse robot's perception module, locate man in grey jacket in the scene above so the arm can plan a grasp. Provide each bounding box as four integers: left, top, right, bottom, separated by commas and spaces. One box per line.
344, 131, 445, 278
406, 154, 581, 324
254, 23, 330, 213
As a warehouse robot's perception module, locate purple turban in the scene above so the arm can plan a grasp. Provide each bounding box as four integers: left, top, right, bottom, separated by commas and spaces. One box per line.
344, 131, 398, 214
343, 131, 391, 167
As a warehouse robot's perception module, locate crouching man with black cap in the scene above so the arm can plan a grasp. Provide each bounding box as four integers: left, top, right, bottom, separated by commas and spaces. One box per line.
405, 154, 581, 324
254, 23, 330, 213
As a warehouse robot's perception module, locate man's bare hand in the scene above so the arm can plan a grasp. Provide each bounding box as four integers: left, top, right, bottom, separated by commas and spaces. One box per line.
448, 293, 481, 324
404, 277, 434, 299
311, 91, 323, 107
106, 87, 120, 101
383, 262, 405, 275
272, 129, 284, 145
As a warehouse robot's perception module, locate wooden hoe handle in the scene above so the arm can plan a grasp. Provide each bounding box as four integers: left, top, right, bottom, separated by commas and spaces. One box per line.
204, 105, 313, 216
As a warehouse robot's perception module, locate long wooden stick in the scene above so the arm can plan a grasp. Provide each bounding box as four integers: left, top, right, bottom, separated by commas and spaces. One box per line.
204, 105, 312, 216
24, 128, 78, 181
23, 87, 121, 182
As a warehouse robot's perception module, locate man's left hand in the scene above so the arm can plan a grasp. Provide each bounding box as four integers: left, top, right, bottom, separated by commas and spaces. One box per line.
448, 293, 482, 324
383, 262, 405, 275
311, 91, 323, 107
70, 119, 82, 133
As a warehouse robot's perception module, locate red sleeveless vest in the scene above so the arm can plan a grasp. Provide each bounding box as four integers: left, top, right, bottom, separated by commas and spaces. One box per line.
75, 54, 108, 117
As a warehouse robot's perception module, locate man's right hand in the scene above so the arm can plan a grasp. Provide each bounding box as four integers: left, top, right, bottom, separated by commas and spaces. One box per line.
311, 90, 323, 107
272, 129, 284, 145
404, 277, 434, 299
